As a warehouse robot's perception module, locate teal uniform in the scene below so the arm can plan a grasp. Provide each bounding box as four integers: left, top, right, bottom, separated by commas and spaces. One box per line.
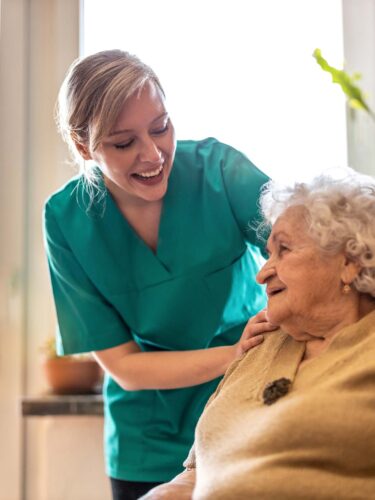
44, 138, 268, 482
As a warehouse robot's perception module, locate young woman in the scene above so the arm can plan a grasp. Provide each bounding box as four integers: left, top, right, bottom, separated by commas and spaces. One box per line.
44, 49, 273, 500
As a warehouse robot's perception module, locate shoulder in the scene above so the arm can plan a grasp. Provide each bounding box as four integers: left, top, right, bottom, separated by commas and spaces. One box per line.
175, 137, 247, 162
43, 175, 106, 245
224, 330, 288, 385
44, 174, 106, 224
44, 175, 83, 217
174, 137, 263, 184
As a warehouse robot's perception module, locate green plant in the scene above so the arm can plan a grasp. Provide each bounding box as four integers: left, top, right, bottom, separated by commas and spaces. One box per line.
40, 336, 59, 359
40, 335, 92, 360
313, 48, 375, 121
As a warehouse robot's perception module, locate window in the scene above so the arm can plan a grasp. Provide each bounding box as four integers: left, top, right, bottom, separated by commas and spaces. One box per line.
83, 0, 346, 182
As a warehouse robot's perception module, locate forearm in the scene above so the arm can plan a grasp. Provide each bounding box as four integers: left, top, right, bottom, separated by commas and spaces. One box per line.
140, 470, 196, 499
97, 345, 236, 391
93, 310, 271, 391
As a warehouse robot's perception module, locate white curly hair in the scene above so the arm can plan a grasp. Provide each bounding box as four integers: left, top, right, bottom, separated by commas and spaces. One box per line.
259, 167, 375, 297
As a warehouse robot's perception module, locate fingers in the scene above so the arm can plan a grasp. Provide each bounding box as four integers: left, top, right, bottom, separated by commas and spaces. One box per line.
241, 334, 264, 353
248, 308, 277, 326
242, 320, 278, 339
241, 309, 278, 339
244, 321, 278, 337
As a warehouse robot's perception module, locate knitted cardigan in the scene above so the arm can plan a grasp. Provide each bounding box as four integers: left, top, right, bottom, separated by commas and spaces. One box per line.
184, 310, 375, 499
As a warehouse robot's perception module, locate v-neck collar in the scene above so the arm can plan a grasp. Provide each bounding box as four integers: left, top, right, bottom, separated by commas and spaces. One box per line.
96, 167, 176, 275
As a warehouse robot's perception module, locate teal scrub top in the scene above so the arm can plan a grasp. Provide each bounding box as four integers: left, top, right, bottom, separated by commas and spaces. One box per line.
44, 138, 268, 482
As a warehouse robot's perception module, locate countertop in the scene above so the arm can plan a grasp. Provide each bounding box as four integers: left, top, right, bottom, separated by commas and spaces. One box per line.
21, 393, 104, 416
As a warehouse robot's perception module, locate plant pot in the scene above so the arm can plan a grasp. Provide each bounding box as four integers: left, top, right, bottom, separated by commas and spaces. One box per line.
43, 357, 103, 395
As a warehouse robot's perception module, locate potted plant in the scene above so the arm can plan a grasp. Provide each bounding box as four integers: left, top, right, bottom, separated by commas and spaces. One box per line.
40, 336, 103, 395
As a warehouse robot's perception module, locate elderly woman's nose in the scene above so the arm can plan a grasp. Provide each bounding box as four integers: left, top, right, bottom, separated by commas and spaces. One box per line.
256, 260, 275, 284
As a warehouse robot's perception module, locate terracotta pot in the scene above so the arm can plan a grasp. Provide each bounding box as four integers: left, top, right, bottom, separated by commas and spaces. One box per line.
43, 357, 103, 395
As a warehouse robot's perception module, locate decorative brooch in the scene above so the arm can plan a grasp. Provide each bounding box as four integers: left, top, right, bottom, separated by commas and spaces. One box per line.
262, 377, 292, 405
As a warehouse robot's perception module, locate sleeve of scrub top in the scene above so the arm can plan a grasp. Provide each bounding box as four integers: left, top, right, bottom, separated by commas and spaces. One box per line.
220, 146, 270, 249
44, 204, 133, 355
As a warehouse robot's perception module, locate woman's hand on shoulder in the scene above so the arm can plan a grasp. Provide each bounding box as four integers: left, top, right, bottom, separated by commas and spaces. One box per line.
90, 311, 278, 391
234, 309, 278, 358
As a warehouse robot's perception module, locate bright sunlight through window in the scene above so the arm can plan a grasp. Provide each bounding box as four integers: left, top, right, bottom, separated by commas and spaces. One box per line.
82, 0, 346, 182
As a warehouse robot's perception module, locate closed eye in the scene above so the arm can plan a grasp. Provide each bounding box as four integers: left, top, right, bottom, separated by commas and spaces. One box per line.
114, 139, 134, 150
113, 121, 169, 149
151, 122, 169, 135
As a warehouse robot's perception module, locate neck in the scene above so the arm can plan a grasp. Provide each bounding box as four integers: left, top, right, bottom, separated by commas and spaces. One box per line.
104, 178, 163, 252
286, 297, 362, 362
359, 293, 375, 318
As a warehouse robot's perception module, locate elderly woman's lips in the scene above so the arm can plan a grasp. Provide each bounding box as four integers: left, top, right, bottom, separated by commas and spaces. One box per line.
267, 287, 285, 297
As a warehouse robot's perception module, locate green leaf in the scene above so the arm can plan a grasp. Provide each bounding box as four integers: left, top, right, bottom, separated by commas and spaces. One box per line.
313, 48, 374, 120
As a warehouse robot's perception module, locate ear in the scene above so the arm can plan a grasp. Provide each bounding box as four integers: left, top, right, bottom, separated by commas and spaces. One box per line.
72, 138, 93, 161
341, 257, 362, 285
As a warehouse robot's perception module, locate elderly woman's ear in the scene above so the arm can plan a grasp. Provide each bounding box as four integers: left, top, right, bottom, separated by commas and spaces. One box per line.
341, 257, 362, 288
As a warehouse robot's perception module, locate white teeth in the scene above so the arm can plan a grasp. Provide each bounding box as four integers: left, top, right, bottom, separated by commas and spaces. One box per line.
137, 164, 163, 178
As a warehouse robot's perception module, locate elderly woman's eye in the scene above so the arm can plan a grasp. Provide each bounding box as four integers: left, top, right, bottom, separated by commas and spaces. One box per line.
279, 244, 290, 255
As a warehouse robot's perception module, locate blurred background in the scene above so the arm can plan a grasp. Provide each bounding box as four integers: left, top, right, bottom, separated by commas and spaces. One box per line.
1, 1, 374, 499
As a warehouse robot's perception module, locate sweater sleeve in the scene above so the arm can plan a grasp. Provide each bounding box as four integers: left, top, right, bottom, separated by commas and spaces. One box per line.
43, 202, 132, 355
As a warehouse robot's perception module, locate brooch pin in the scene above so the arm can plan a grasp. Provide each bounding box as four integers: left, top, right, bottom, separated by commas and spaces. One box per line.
262, 377, 292, 405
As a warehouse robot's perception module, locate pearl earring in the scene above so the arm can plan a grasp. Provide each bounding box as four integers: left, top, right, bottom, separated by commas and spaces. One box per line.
343, 284, 351, 294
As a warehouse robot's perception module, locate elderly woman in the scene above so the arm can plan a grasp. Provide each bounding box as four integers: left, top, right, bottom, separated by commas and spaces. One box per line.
143, 168, 375, 499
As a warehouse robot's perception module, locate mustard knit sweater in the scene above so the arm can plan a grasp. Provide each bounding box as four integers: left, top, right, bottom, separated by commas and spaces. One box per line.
184, 311, 375, 499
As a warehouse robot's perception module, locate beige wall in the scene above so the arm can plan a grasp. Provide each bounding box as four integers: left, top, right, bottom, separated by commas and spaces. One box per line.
0, 1, 28, 498
0, 1, 79, 499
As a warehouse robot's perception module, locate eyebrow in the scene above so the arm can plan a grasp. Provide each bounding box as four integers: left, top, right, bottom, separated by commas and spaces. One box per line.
108, 112, 168, 137
265, 231, 290, 253
272, 231, 290, 241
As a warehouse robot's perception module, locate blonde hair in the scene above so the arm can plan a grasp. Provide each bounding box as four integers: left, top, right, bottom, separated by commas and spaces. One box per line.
260, 168, 375, 297
56, 49, 164, 182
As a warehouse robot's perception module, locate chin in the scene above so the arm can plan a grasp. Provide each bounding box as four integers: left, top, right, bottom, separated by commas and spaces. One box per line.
140, 186, 168, 203
266, 309, 285, 326
276, 318, 315, 341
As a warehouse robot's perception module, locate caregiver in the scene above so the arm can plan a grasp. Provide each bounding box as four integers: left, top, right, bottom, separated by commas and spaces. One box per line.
43, 49, 272, 500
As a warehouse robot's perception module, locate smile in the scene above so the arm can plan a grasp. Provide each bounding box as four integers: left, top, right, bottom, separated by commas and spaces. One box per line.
133, 164, 164, 179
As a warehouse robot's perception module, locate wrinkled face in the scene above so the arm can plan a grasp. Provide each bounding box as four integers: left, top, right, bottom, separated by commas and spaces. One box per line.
88, 81, 176, 205
257, 207, 348, 333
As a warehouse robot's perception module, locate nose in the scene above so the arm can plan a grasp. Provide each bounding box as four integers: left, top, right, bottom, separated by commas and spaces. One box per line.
139, 137, 162, 164
256, 258, 276, 284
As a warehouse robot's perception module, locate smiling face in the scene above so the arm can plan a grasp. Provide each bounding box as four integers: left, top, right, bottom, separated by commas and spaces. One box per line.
80, 81, 176, 207
257, 207, 359, 336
